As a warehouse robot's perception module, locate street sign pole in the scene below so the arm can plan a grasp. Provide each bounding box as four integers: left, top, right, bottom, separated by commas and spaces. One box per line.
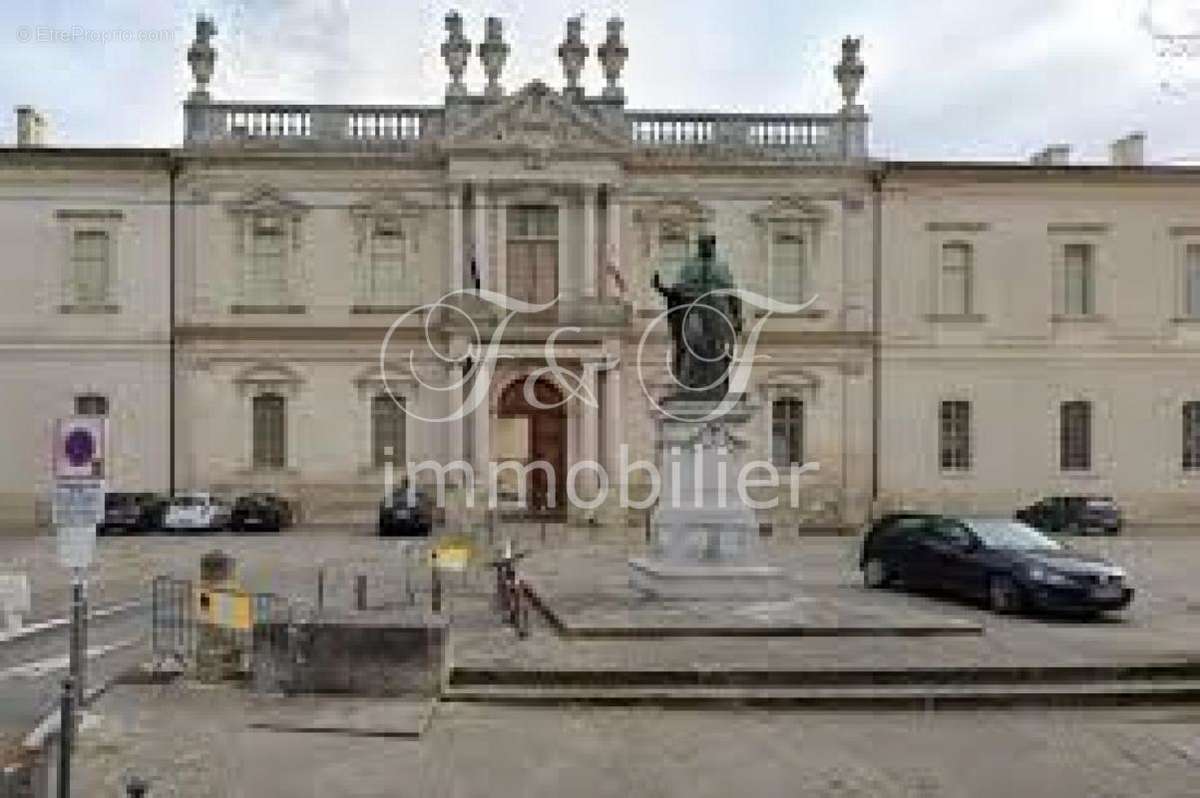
68, 571, 86, 710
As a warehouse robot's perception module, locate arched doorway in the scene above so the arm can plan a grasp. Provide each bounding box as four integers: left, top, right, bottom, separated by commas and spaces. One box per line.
496, 376, 566, 515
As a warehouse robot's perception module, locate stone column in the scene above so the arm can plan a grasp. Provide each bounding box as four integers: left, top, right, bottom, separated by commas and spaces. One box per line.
495, 199, 507, 296
579, 361, 600, 502
448, 185, 463, 293
605, 186, 621, 298
473, 185, 489, 290
446, 344, 465, 467
582, 184, 597, 298
472, 360, 492, 479
603, 345, 622, 481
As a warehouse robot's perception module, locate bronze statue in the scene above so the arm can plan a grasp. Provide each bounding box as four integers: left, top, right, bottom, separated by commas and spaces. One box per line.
652, 235, 743, 401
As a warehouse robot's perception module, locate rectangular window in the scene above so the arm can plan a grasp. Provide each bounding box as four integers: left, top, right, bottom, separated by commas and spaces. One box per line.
770, 229, 806, 304
248, 216, 286, 304
71, 229, 112, 306
939, 400, 972, 471
1062, 243, 1095, 316
506, 205, 558, 305
1186, 244, 1200, 318
1184, 402, 1200, 471
372, 394, 406, 468
771, 398, 804, 467
658, 228, 690, 288
1060, 400, 1092, 472
74, 394, 108, 417
940, 243, 972, 316
252, 394, 286, 469
369, 219, 405, 304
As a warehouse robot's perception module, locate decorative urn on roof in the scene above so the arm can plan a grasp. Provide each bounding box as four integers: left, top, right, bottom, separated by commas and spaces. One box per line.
558, 16, 589, 98
596, 17, 628, 100
441, 11, 472, 97
478, 17, 510, 98
834, 36, 865, 110
187, 14, 218, 101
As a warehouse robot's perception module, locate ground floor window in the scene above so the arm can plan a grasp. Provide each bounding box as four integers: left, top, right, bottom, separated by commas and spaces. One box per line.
771, 398, 804, 467
939, 400, 972, 471
1184, 401, 1200, 471
1060, 400, 1092, 472
372, 394, 405, 467
252, 393, 286, 469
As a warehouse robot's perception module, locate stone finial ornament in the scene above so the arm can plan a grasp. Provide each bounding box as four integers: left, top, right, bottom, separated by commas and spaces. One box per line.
834, 36, 865, 110
187, 14, 218, 101
441, 11, 472, 97
478, 17, 510, 98
558, 16, 589, 96
596, 17, 628, 100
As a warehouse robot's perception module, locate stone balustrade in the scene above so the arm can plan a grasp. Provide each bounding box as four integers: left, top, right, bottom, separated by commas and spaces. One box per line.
185, 100, 867, 159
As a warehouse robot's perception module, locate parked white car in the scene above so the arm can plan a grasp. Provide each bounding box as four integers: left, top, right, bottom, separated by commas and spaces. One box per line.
163, 493, 231, 533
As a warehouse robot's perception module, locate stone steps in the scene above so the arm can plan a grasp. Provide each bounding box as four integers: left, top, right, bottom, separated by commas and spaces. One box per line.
440, 678, 1200, 710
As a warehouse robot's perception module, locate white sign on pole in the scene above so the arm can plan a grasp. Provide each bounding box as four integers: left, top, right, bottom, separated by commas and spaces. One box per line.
56, 526, 97, 570
0, 573, 30, 614
52, 479, 106, 527
53, 417, 106, 480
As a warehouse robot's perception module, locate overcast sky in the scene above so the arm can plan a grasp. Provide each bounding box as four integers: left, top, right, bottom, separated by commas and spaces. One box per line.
0, 0, 1198, 162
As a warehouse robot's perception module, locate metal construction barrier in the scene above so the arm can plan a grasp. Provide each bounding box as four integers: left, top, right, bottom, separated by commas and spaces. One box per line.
150, 575, 193, 665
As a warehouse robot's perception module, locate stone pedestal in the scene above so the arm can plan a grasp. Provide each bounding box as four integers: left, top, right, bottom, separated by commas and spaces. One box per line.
629, 396, 788, 599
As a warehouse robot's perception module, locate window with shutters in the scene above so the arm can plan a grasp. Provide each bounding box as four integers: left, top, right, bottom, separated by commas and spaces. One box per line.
1184, 401, 1200, 472
939, 400, 972, 471
939, 242, 973, 316
74, 394, 108, 417
247, 215, 287, 305
771, 398, 804, 467
70, 229, 113, 307
770, 226, 806, 304
506, 206, 558, 304
367, 218, 406, 305
1060, 400, 1092, 472
658, 226, 691, 289
1062, 243, 1095, 316
1185, 243, 1200, 319
252, 393, 286, 470
372, 394, 406, 468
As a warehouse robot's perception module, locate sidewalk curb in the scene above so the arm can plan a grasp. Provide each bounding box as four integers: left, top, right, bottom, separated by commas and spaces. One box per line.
0, 599, 143, 646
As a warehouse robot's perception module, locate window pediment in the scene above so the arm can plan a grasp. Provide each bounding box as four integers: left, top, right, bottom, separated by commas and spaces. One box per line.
226, 186, 308, 219
751, 197, 830, 228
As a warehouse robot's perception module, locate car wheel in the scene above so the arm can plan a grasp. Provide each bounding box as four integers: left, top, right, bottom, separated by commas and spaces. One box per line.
988, 575, 1023, 614
863, 557, 892, 589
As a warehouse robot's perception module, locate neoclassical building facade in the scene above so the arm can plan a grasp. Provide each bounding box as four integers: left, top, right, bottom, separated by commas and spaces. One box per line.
1, 14, 1198, 529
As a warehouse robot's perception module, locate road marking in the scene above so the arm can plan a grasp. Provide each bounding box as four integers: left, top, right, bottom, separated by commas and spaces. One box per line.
0, 637, 140, 680
0, 598, 143, 644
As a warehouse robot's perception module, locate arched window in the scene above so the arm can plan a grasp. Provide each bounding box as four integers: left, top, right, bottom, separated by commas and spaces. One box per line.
372, 394, 405, 468
252, 393, 286, 469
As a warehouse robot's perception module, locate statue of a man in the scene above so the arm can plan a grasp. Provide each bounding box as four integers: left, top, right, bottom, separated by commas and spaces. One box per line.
652, 235, 743, 401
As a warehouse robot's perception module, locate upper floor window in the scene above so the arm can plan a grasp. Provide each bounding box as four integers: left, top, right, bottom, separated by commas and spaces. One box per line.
252, 393, 286, 470
1060, 400, 1092, 472
771, 398, 804, 467
1062, 243, 1095, 316
658, 226, 691, 288
770, 226, 807, 304
939, 400, 972, 472
247, 215, 287, 305
939, 242, 973, 316
1185, 243, 1200, 319
506, 205, 558, 305
74, 394, 108, 417
70, 229, 113, 307
367, 218, 406, 304
1184, 401, 1200, 472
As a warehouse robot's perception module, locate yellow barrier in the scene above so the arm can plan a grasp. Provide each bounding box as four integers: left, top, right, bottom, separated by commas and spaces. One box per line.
195, 588, 253, 631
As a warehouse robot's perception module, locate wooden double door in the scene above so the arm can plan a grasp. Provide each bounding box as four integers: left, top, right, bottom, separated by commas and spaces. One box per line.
497, 377, 565, 513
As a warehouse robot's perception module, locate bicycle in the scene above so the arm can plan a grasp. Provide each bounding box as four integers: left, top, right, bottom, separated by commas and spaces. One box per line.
487, 547, 530, 638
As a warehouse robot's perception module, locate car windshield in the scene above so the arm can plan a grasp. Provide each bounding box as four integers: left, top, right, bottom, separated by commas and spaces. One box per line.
966, 519, 1061, 551
174, 496, 205, 507
1086, 499, 1115, 509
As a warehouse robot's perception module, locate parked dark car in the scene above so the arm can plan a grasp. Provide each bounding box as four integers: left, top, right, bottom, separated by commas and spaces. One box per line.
1015, 495, 1123, 536
859, 513, 1134, 615
230, 493, 294, 532
378, 486, 432, 537
98, 492, 163, 535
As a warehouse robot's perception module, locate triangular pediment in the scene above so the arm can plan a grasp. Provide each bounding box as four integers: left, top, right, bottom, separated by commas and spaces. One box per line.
444, 81, 628, 156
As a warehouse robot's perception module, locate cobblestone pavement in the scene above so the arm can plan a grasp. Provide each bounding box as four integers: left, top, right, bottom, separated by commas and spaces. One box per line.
73, 690, 1200, 798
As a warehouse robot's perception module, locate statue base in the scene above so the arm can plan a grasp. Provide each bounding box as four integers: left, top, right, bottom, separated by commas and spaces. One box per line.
629, 395, 788, 600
